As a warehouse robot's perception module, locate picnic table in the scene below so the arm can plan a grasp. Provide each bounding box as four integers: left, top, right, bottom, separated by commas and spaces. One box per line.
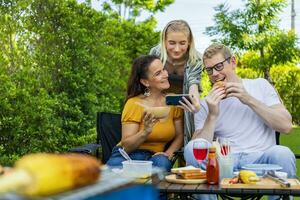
2, 167, 299, 200
139, 172, 300, 200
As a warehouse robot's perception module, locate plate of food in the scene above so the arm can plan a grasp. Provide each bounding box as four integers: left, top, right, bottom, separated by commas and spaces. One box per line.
241, 164, 282, 176
166, 166, 207, 184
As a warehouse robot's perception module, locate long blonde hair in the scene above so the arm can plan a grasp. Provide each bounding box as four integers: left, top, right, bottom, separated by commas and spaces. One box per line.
160, 20, 200, 67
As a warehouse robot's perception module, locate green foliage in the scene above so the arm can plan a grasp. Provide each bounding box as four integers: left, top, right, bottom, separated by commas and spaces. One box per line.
206, 0, 286, 50
200, 73, 211, 98
205, 0, 299, 80
101, 0, 174, 19
267, 30, 300, 65
238, 51, 261, 70
0, 0, 159, 165
271, 65, 300, 124
237, 66, 262, 79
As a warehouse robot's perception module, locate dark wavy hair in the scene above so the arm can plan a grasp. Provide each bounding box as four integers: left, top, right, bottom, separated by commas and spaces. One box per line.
126, 55, 160, 101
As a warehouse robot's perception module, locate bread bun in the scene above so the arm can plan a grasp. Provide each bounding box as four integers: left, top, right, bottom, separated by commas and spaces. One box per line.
214, 81, 227, 99
213, 81, 225, 89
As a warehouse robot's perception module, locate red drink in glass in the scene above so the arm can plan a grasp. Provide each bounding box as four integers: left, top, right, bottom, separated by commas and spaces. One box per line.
193, 148, 208, 161
193, 139, 209, 166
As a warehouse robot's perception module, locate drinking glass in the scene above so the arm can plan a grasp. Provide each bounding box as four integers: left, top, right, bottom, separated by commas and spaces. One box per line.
218, 155, 234, 180
193, 139, 209, 167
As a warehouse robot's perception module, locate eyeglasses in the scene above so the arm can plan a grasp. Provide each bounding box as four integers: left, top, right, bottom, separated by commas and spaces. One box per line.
204, 57, 231, 75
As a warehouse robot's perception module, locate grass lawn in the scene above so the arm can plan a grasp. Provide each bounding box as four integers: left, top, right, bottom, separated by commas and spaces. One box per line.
280, 126, 300, 179
270, 126, 300, 200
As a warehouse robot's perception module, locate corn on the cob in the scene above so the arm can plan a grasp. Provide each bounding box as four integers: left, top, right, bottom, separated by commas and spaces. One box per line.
239, 170, 260, 184
0, 153, 101, 196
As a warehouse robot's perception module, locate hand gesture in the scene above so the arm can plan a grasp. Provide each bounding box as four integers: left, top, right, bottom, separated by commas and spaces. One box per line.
178, 95, 201, 113
206, 86, 226, 117
225, 82, 250, 104
142, 111, 159, 135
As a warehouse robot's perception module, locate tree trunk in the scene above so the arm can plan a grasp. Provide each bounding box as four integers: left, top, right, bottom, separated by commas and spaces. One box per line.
263, 68, 274, 85
260, 49, 274, 85
256, 0, 273, 85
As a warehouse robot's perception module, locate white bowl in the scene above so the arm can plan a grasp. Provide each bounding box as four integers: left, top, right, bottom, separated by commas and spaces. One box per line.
122, 160, 153, 178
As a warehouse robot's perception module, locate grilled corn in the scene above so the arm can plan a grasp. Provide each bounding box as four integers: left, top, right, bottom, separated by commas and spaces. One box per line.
239, 170, 260, 184
0, 153, 101, 196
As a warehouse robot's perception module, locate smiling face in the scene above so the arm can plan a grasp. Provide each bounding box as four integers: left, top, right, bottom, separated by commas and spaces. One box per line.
141, 59, 170, 92
165, 31, 189, 60
204, 53, 237, 84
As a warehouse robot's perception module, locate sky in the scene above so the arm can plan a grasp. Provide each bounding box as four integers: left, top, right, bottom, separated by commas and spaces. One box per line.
80, 0, 300, 53
145, 0, 300, 53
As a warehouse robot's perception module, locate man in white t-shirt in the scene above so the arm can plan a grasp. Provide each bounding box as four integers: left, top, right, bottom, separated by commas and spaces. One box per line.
184, 44, 296, 187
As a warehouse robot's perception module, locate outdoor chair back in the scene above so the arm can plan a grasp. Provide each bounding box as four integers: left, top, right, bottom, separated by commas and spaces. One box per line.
68, 112, 121, 163
96, 112, 122, 164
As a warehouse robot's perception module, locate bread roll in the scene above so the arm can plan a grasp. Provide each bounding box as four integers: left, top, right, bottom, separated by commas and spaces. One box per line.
214, 81, 227, 99
213, 81, 225, 89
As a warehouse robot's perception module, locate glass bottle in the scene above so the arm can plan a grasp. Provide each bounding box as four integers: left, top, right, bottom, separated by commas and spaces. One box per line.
206, 146, 219, 185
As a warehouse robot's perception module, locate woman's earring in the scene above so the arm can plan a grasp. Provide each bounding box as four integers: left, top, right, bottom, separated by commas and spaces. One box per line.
144, 87, 151, 97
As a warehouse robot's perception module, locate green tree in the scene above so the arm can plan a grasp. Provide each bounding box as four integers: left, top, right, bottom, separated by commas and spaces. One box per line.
0, 0, 63, 163
0, 0, 159, 164
98, 0, 174, 20
205, 0, 299, 83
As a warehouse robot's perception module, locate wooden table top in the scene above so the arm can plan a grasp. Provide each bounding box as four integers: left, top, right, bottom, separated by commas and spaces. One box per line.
141, 174, 300, 197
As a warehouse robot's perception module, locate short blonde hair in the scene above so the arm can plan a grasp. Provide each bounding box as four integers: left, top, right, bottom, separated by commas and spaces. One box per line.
160, 20, 200, 66
203, 43, 232, 63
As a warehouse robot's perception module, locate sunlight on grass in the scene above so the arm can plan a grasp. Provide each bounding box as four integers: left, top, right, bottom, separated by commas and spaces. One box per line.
281, 126, 300, 178
277, 126, 300, 200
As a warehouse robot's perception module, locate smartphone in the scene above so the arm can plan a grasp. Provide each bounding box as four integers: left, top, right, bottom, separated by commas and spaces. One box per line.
166, 94, 192, 106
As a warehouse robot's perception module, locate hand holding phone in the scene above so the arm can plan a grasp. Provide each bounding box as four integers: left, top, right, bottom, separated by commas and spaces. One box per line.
165, 94, 192, 106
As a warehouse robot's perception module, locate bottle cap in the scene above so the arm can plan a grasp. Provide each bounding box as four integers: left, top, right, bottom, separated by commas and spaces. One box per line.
209, 146, 216, 152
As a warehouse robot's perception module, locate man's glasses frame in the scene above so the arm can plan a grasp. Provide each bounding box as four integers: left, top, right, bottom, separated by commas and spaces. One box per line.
204, 57, 231, 75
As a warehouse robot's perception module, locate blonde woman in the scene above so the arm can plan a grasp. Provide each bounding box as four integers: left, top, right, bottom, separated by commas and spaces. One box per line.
150, 19, 203, 145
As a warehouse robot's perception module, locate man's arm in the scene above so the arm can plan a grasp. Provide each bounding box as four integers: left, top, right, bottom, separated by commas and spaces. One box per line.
226, 82, 292, 134
192, 87, 226, 142
244, 99, 292, 133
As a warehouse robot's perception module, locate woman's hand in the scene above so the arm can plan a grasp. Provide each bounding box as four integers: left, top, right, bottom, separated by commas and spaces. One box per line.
153, 152, 172, 160
178, 94, 200, 113
142, 111, 159, 135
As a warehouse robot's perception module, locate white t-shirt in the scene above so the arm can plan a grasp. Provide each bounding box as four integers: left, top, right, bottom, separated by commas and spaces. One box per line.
195, 78, 281, 153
